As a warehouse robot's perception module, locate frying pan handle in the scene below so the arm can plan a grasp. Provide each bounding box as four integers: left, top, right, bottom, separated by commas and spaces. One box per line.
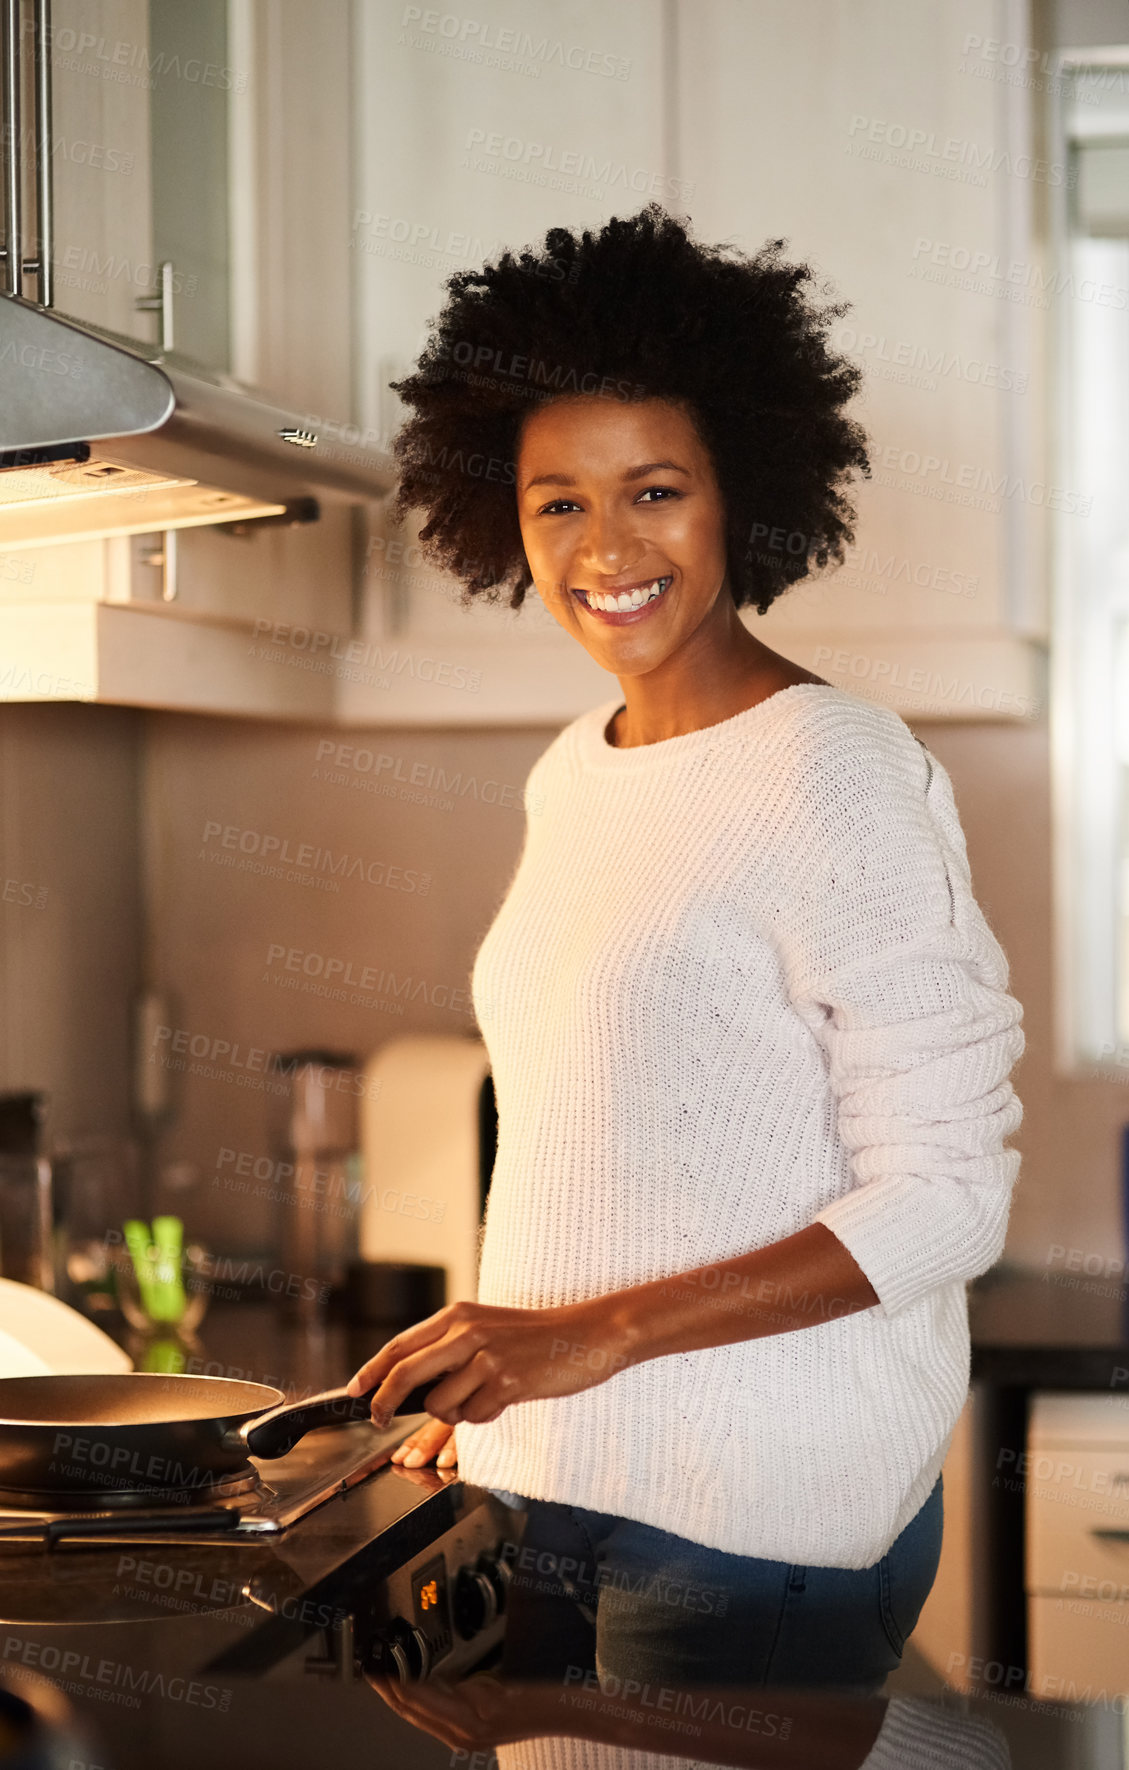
235, 1382, 436, 1460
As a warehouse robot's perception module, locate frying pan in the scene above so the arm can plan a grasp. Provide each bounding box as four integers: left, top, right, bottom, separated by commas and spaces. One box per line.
0, 1373, 436, 1503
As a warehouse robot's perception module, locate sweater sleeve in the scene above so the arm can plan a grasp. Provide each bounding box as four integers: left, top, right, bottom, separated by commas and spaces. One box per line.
763, 700, 1025, 1319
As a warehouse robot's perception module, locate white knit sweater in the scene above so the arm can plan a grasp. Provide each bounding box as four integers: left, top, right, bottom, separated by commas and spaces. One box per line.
493, 1696, 1012, 1770
454, 684, 1024, 1568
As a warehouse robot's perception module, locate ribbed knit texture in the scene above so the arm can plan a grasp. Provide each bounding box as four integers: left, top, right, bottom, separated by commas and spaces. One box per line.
455, 684, 1024, 1569
493, 1696, 1013, 1769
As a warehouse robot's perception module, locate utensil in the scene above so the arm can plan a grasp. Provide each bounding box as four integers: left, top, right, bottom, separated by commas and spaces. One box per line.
268, 1050, 361, 1323
0, 1372, 434, 1502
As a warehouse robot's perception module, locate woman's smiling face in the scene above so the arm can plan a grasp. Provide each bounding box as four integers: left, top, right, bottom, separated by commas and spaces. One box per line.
516, 395, 733, 679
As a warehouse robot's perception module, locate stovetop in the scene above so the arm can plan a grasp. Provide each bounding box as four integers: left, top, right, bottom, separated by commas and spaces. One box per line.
0, 1415, 470, 1628
0, 1303, 1104, 1770
0, 1413, 431, 1547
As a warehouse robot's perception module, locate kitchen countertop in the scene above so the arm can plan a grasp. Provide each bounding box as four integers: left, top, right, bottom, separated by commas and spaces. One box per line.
0, 1291, 1115, 1768
111, 1263, 1129, 1395
94, 1261, 1129, 1407
969, 1261, 1129, 1389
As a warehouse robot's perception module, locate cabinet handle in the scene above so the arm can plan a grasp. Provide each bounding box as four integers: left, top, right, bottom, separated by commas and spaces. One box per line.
29, 0, 52, 305
0, 0, 22, 297
138, 529, 179, 602
0, 0, 53, 304
135, 259, 176, 353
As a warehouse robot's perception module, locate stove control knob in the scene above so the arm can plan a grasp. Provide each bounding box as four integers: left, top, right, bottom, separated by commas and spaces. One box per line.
408, 1626, 432, 1681
381, 1633, 412, 1684
378, 1618, 431, 1684
484, 1552, 512, 1612
453, 1565, 498, 1638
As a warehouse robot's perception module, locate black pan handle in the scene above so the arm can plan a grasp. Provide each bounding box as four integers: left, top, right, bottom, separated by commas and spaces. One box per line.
233, 1382, 436, 1461
42, 1510, 242, 1550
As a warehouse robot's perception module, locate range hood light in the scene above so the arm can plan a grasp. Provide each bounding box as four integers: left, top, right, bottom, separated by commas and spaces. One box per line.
0, 300, 393, 552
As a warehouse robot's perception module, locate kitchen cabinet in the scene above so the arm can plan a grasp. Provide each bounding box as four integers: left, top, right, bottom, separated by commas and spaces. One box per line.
345, 0, 1046, 725
0, 0, 366, 711
340, 0, 665, 727
3, 0, 1049, 722
963, 1266, 1129, 1693
7, 0, 239, 371
672, 0, 1047, 723
45, 0, 245, 365
1026, 1393, 1129, 1698
43, 0, 154, 343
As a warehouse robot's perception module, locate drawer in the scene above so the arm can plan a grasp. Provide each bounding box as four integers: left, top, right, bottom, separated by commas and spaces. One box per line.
1025, 1445, 1129, 1593
1028, 1594, 1129, 1698
1029, 1392, 1129, 1450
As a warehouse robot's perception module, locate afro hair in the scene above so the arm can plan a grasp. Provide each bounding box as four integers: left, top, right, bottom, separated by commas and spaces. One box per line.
388, 203, 870, 615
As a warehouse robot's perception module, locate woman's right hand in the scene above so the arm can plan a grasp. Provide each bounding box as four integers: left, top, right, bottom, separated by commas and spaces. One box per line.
390, 1415, 457, 1469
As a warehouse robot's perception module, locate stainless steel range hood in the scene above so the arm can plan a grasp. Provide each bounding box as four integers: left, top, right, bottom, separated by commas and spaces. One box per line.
0, 295, 395, 550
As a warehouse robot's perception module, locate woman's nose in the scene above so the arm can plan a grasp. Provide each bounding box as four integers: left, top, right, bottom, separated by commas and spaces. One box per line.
576, 509, 635, 572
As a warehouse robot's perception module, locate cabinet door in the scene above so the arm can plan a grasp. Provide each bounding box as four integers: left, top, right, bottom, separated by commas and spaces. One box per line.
342, 0, 661, 725
672, 0, 1044, 720
20, 0, 356, 643
146, 0, 237, 369
1029, 1595, 1129, 1697
49, 0, 237, 363
48, 0, 156, 341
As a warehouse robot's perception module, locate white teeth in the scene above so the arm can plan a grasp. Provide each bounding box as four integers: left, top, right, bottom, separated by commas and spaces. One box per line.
583, 577, 669, 611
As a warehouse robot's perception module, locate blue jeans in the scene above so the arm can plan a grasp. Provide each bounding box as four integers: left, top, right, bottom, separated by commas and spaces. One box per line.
499, 1475, 943, 1693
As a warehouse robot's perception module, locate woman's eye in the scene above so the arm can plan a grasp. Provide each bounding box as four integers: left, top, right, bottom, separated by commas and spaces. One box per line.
537, 486, 682, 515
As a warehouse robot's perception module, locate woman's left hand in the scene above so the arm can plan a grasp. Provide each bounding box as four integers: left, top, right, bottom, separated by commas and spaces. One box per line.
346, 1297, 631, 1427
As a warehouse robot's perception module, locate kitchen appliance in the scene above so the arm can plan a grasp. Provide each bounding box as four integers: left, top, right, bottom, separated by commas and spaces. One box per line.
0, 1157, 52, 1293
0, 1372, 437, 1512
0, 1093, 52, 1293
203, 1465, 519, 1687
269, 1050, 362, 1322
0, 1419, 522, 1691
358, 1037, 495, 1307
339, 1260, 447, 1379
1026, 1391, 1129, 1697
0, 1095, 45, 1156
0, 1415, 411, 1545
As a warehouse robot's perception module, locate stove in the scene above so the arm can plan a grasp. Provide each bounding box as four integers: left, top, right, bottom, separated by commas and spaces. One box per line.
0, 1416, 525, 1689
0, 1415, 415, 1545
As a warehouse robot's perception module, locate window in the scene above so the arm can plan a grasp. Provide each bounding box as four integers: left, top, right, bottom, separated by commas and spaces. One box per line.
1052, 53, 1129, 1070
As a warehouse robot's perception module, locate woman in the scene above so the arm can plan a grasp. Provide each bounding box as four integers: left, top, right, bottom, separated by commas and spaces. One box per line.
347, 206, 1025, 1692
